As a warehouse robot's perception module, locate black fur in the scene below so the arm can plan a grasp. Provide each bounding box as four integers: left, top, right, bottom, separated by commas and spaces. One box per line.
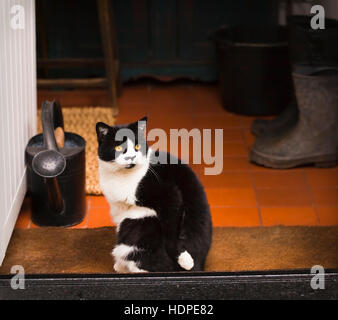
97, 118, 212, 272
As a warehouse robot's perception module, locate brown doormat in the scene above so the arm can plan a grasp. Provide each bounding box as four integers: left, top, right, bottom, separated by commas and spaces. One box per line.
37, 107, 116, 195
0, 226, 337, 275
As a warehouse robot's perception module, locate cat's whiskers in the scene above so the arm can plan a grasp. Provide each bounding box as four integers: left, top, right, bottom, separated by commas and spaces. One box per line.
148, 165, 160, 183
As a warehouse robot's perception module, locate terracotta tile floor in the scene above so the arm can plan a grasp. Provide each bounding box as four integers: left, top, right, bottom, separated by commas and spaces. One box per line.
17, 82, 338, 229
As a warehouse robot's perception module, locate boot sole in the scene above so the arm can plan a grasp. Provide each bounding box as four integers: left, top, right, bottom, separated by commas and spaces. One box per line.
250, 150, 337, 169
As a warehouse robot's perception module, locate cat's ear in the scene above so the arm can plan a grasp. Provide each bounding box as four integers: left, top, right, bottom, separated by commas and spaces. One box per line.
129, 116, 147, 132
138, 116, 147, 132
96, 122, 110, 142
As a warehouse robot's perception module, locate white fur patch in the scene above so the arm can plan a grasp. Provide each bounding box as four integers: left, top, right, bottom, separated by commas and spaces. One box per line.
98, 148, 157, 228
112, 244, 148, 273
114, 260, 147, 273
112, 244, 136, 260
98, 157, 148, 205
114, 206, 157, 226
178, 251, 194, 270
98, 149, 154, 205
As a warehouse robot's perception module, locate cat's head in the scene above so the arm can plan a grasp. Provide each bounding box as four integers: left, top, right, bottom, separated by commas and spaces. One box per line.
96, 117, 148, 171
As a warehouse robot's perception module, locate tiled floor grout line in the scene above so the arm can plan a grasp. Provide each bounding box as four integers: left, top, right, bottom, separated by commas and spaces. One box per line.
247, 174, 263, 226
84, 196, 92, 228
239, 126, 263, 227
302, 169, 320, 225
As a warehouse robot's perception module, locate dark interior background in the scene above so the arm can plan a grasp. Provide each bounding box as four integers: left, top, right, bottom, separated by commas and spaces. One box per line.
36, 0, 278, 82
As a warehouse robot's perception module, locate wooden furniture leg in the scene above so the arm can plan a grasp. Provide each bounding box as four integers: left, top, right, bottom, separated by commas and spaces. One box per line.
36, 0, 121, 112
97, 0, 119, 115
36, 0, 49, 78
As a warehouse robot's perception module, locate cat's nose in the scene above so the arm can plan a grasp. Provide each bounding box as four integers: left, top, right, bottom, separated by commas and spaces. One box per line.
125, 155, 136, 161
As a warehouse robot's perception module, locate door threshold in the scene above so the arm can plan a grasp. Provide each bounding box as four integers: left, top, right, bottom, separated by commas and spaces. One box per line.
0, 269, 337, 300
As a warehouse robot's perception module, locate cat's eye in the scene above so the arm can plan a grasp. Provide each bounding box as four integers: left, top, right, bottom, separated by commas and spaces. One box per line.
115, 145, 123, 152
135, 144, 141, 151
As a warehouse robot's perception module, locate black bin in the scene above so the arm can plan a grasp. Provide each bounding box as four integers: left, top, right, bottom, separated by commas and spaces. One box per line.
212, 25, 293, 116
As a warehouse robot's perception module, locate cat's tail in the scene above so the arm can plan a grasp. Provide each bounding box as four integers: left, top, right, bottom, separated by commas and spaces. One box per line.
177, 250, 194, 270
176, 210, 194, 270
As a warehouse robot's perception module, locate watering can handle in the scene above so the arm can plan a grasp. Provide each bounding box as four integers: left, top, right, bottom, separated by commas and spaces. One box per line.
41, 100, 64, 151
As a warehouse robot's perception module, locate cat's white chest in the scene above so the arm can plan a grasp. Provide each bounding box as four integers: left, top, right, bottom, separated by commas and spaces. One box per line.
100, 170, 139, 205
98, 158, 150, 204
98, 155, 151, 226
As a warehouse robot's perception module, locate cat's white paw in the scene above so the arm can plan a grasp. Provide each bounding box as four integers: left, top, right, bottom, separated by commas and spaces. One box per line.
128, 262, 148, 273
114, 261, 128, 273
178, 250, 194, 270
112, 244, 148, 273
114, 259, 148, 273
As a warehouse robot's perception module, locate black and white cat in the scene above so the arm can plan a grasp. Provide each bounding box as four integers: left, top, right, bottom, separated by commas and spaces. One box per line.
96, 117, 212, 272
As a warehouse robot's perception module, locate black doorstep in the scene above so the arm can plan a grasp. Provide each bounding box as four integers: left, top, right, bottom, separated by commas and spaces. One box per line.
0, 269, 337, 300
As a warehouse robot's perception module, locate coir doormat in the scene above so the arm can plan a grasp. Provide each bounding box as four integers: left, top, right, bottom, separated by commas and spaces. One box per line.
0, 226, 337, 274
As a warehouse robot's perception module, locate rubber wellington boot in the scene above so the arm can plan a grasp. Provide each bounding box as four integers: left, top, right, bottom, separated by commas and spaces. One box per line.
251, 98, 298, 137
250, 67, 338, 137
251, 16, 338, 138
250, 70, 338, 169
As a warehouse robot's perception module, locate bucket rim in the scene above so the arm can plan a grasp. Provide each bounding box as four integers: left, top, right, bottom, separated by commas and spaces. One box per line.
212, 25, 288, 48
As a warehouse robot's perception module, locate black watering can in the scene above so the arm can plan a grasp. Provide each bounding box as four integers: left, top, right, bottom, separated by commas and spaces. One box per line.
25, 100, 86, 226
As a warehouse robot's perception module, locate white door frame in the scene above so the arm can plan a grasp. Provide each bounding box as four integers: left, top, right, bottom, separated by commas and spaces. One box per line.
0, 0, 37, 266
